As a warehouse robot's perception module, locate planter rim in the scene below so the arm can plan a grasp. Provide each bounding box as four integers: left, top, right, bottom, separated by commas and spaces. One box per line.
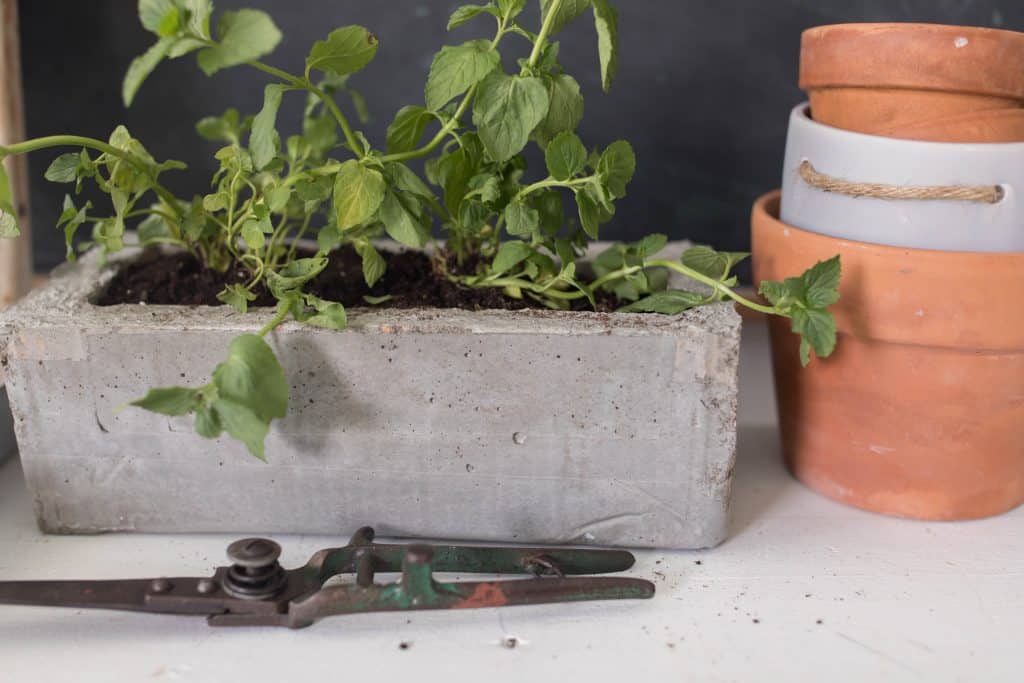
753, 190, 1024, 351
780, 103, 1024, 253
757, 189, 1024, 271
0, 244, 739, 344
790, 101, 1024, 150
800, 23, 1024, 99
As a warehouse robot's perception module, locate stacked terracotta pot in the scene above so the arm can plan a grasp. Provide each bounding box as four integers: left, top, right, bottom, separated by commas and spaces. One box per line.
752, 24, 1024, 520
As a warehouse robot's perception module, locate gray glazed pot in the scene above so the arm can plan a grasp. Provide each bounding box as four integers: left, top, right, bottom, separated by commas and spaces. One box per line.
0, 244, 742, 550
781, 103, 1024, 252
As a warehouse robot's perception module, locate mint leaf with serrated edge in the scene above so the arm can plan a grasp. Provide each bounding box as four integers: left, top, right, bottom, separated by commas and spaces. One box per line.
306, 26, 379, 78
758, 256, 841, 366
620, 290, 707, 314
425, 40, 500, 111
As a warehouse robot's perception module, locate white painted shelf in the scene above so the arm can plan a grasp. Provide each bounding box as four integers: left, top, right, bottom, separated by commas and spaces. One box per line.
0, 320, 1020, 682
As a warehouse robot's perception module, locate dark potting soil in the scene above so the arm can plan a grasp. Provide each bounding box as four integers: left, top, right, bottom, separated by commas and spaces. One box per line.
96, 247, 618, 312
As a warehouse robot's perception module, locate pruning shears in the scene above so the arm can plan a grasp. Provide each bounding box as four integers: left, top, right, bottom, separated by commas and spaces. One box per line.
0, 527, 655, 628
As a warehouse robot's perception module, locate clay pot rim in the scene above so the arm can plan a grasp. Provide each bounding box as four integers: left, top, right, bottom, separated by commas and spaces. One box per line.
794, 102, 1024, 151
755, 190, 1024, 263
800, 23, 1024, 99
753, 190, 1024, 351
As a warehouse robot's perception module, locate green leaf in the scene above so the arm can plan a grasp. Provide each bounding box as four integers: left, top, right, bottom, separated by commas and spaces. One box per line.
620, 290, 707, 314
384, 162, 434, 199
473, 73, 550, 162
0, 161, 18, 238
379, 191, 426, 247
250, 84, 285, 170
179, 0, 214, 38
504, 200, 540, 237
575, 188, 600, 239
0, 201, 19, 239
197, 9, 282, 76
123, 37, 175, 106
533, 189, 564, 235
492, 240, 532, 275
56, 195, 91, 257
682, 245, 750, 280
592, 0, 619, 92
211, 333, 289, 459
265, 186, 291, 213
306, 26, 379, 77
447, 4, 501, 30
425, 40, 500, 111
758, 278, 802, 309
131, 386, 200, 416
637, 233, 668, 258
194, 404, 222, 439
598, 140, 635, 198
195, 108, 242, 143
540, 0, 592, 34
363, 294, 393, 305
44, 153, 82, 183
211, 399, 271, 461
533, 74, 584, 146
333, 160, 386, 230
266, 257, 329, 298
355, 240, 387, 287
545, 131, 587, 180
791, 308, 837, 367
803, 256, 842, 309
386, 105, 433, 154
217, 284, 257, 314
299, 294, 348, 330
294, 175, 333, 203
498, 0, 527, 17
138, 0, 180, 37
241, 219, 266, 250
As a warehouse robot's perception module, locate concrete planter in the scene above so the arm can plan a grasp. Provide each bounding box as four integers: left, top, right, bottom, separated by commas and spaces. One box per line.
0, 244, 741, 549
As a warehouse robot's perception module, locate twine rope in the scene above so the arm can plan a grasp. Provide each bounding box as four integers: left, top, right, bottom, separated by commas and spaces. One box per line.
799, 160, 1004, 204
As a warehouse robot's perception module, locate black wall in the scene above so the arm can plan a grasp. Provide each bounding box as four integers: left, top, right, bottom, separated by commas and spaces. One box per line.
19, 1, 1024, 270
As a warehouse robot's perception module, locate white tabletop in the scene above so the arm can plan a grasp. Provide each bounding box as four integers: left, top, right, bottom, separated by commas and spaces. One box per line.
0, 320, 1021, 682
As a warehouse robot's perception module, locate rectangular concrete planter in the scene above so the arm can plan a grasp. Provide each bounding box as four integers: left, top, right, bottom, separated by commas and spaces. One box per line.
0, 244, 741, 549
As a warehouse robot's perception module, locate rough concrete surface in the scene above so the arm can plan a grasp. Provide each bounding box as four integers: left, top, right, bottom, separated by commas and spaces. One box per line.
0, 244, 741, 549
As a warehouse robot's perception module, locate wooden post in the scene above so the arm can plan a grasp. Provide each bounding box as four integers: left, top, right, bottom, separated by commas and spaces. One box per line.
0, 0, 32, 308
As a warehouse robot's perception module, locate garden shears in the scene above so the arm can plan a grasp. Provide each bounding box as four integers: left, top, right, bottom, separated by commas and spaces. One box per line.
0, 527, 655, 628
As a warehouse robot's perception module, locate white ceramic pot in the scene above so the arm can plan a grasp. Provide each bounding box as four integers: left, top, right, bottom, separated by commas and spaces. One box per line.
781, 104, 1024, 252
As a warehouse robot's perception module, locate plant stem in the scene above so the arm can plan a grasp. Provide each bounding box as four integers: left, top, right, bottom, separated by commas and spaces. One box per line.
646, 260, 781, 315
378, 17, 510, 165
516, 176, 589, 201
245, 60, 363, 159
478, 276, 582, 300
0, 135, 182, 214
528, 0, 564, 68
258, 305, 291, 337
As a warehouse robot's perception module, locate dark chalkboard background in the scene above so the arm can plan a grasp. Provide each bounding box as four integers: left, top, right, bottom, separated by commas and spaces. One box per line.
18, 1, 1024, 270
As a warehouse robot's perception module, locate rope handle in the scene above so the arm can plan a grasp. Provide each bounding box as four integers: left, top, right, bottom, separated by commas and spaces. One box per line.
799, 161, 1004, 205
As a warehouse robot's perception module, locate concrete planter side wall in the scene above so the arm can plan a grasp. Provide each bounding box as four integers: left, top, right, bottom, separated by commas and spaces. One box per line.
0, 246, 741, 549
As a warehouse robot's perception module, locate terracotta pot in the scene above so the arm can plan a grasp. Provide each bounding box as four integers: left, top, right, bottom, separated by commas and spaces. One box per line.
800, 23, 1024, 142
751, 191, 1024, 520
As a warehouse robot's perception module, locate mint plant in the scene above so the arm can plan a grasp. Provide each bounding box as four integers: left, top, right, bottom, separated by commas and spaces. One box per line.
0, 0, 840, 460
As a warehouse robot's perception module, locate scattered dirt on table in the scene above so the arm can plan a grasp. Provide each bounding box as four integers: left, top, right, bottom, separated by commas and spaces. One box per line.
97, 247, 618, 312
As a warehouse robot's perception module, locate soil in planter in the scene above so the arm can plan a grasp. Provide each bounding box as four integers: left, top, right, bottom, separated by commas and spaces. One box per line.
96, 247, 618, 312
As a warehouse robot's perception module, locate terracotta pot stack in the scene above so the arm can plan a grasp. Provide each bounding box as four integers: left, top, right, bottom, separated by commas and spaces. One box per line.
751, 23, 1024, 521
